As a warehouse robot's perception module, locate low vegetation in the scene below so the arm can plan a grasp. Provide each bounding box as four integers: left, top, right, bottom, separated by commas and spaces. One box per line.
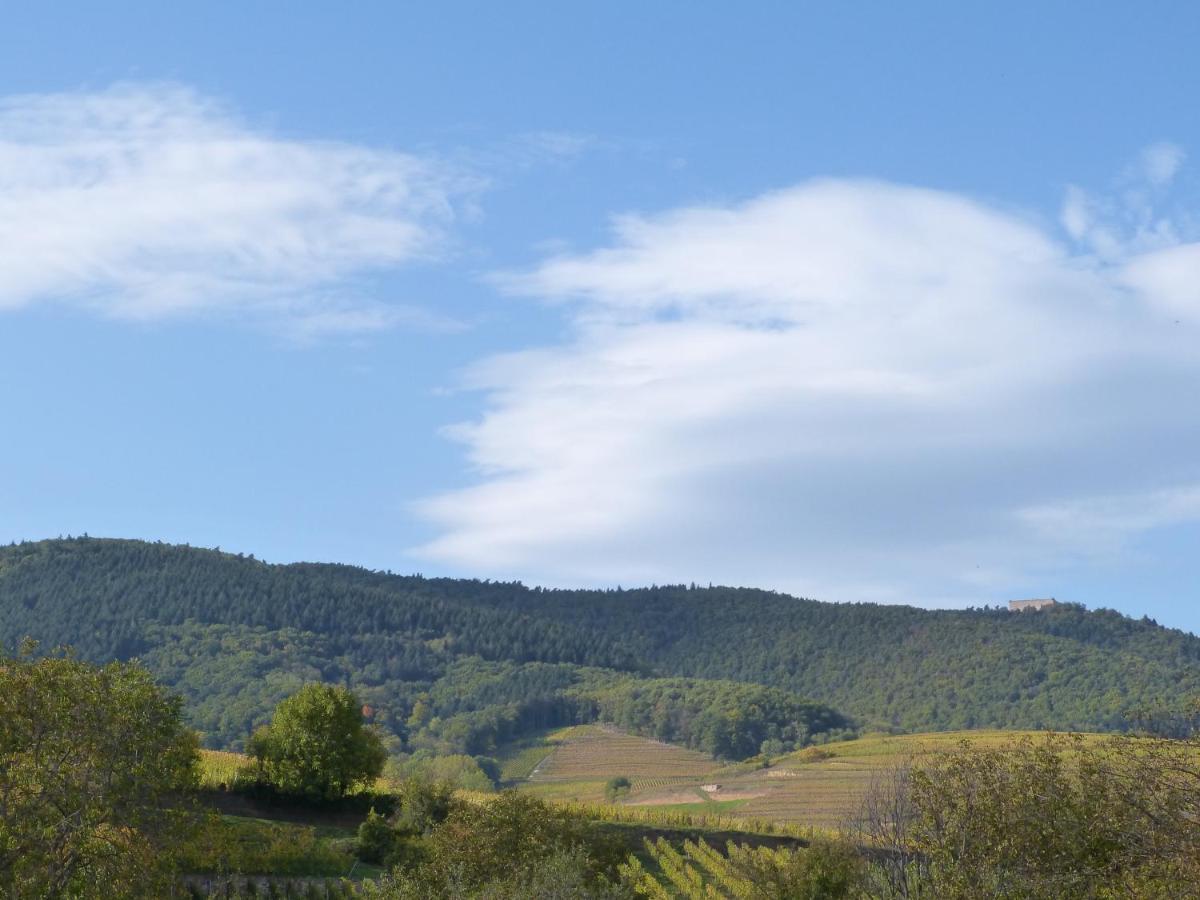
621, 837, 865, 899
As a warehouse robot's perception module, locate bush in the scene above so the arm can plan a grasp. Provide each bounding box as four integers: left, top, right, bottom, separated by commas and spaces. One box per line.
604, 776, 631, 802
385, 751, 497, 792
854, 733, 1200, 899
177, 816, 352, 876
356, 807, 397, 864
392, 778, 458, 836
426, 792, 626, 888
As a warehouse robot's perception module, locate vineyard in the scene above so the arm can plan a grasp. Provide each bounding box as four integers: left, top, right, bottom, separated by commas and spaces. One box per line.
205, 728, 1112, 833
529, 725, 720, 780
619, 836, 862, 897
199, 749, 255, 790
507, 727, 1107, 829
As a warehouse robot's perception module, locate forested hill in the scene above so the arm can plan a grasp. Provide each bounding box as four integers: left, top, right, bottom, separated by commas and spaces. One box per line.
2, 538, 1198, 748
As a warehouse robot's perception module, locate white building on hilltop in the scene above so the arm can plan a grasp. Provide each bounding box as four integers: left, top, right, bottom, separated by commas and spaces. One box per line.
1008, 598, 1058, 612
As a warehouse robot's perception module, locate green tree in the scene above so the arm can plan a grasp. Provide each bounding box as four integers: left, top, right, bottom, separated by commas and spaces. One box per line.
248, 683, 387, 800
0, 643, 200, 898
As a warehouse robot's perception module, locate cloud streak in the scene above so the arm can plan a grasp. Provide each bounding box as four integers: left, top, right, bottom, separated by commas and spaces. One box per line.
0, 83, 470, 333
419, 163, 1200, 605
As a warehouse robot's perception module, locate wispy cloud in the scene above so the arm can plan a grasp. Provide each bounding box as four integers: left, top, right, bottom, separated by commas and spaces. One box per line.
0, 83, 474, 335
1137, 141, 1186, 187
418, 151, 1200, 604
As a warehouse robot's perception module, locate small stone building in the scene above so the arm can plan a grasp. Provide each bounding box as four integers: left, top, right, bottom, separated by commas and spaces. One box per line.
1008, 598, 1058, 612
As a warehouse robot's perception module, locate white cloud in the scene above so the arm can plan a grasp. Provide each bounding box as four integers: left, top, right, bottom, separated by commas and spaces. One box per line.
1062, 143, 1190, 260
1019, 484, 1200, 560
1138, 142, 1186, 187
418, 166, 1200, 604
0, 83, 470, 333
1121, 242, 1200, 317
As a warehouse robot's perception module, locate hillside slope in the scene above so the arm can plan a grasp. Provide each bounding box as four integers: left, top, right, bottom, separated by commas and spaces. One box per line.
1, 538, 1197, 743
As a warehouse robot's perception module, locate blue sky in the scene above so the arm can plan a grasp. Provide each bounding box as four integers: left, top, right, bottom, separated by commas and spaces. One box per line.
3, 3, 1199, 631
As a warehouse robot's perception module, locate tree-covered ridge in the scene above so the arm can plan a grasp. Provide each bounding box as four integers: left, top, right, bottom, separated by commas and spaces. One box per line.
585, 677, 854, 759
2, 537, 1199, 745
0, 538, 641, 670
482, 584, 1200, 732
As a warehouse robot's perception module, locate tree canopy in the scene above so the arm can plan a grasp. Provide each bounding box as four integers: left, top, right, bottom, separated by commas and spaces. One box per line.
249, 683, 387, 800
0, 643, 199, 898
4, 537, 1199, 756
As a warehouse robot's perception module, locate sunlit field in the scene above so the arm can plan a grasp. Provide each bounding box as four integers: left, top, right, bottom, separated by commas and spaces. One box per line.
508, 726, 1111, 830
198, 749, 255, 790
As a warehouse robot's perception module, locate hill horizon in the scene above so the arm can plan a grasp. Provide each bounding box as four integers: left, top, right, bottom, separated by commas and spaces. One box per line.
8, 532, 1180, 633
4, 536, 1198, 752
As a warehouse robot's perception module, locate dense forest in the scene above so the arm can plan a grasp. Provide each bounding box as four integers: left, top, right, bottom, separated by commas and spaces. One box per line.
2, 538, 1197, 754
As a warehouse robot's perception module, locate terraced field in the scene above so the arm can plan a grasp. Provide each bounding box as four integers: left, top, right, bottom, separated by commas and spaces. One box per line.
509, 727, 1107, 829
533, 726, 719, 779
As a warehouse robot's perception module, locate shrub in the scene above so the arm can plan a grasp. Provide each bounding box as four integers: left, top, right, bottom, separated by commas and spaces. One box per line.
356, 807, 396, 865
604, 776, 631, 801
392, 778, 457, 836
385, 751, 497, 792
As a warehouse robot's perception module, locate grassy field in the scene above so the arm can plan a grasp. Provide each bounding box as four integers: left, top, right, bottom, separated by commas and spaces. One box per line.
506, 726, 1109, 830
199, 749, 255, 790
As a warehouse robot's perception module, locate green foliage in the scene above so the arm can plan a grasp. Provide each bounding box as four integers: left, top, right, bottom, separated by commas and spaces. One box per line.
200, 749, 258, 790
605, 776, 632, 802
428, 792, 626, 887
386, 751, 498, 791
847, 733, 1200, 898
507, 583, 1200, 734
360, 792, 629, 898
0, 644, 200, 898
5, 537, 1200, 750
249, 683, 387, 801
621, 837, 864, 899
585, 677, 853, 758
899, 733, 1200, 899
391, 778, 457, 836
356, 807, 396, 865
177, 815, 353, 877
359, 846, 631, 899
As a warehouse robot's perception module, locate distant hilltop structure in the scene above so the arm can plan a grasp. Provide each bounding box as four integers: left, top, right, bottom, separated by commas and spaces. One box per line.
1009, 598, 1058, 612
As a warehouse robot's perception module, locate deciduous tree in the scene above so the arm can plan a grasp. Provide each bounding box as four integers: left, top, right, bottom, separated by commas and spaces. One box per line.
249, 683, 387, 800
0, 643, 199, 898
